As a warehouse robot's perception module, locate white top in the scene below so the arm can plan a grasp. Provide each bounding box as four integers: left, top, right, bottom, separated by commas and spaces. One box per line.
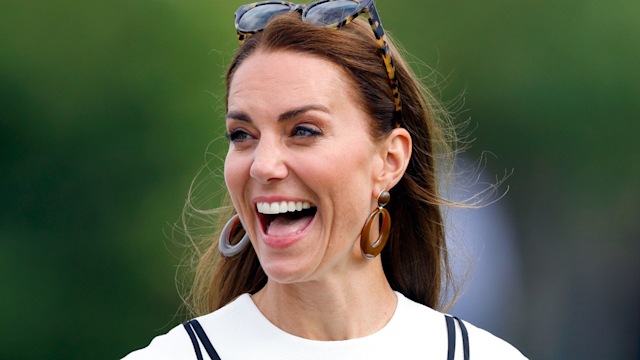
122, 292, 527, 359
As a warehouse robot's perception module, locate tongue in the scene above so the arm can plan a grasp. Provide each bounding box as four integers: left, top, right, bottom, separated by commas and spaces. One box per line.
267, 213, 314, 237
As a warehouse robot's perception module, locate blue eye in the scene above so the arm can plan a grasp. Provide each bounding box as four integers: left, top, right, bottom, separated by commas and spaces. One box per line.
293, 125, 322, 137
226, 129, 252, 142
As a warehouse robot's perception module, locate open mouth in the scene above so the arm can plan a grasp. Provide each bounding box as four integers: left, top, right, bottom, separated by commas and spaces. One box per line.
256, 201, 317, 237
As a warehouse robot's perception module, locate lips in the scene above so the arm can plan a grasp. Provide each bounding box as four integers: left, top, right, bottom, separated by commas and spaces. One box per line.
256, 201, 317, 238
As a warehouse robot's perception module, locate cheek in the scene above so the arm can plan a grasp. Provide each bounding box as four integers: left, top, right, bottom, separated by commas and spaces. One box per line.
312, 148, 376, 217
224, 151, 248, 201
223, 153, 234, 189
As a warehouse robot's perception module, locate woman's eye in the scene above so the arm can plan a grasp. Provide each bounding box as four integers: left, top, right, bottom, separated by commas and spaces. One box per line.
226, 129, 252, 142
292, 125, 322, 138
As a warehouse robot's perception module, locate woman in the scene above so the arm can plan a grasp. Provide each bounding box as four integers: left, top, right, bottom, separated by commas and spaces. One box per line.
123, 1, 527, 359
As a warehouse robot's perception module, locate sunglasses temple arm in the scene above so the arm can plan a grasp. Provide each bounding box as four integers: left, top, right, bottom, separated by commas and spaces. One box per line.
364, 5, 402, 113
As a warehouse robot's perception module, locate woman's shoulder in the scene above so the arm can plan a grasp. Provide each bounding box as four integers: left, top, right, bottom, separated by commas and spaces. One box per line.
458, 319, 528, 359
120, 322, 193, 360
120, 294, 252, 360
395, 292, 528, 359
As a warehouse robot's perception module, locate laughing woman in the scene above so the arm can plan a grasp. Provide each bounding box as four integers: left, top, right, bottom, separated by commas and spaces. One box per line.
123, 1, 527, 359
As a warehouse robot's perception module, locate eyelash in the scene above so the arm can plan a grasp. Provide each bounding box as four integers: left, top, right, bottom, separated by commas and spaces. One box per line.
292, 125, 322, 138
226, 129, 252, 142
225, 124, 323, 143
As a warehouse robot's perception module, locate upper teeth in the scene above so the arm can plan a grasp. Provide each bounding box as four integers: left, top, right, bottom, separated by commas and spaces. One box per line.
257, 201, 313, 215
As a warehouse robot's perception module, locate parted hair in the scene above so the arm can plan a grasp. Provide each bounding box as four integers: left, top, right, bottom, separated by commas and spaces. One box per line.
185, 12, 456, 316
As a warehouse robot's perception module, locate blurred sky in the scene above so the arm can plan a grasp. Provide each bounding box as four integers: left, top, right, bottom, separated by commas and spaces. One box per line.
1, 1, 639, 359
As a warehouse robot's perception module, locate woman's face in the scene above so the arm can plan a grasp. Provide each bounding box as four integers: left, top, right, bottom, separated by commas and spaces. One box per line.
225, 50, 386, 284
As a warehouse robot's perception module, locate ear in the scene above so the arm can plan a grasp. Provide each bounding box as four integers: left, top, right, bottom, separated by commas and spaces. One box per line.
374, 128, 412, 196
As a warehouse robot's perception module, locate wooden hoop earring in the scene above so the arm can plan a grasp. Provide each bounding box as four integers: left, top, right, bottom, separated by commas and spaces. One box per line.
360, 191, 391, 260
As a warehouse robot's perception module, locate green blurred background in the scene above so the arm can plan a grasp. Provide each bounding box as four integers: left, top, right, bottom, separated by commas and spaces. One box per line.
1, 0, 638, 359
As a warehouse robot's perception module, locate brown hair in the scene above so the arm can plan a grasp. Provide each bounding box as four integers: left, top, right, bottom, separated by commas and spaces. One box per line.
185, 13, 456, 316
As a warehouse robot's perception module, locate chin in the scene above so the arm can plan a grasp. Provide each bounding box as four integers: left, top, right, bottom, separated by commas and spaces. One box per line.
261, 264, 313, 285
255, 249, 315, 283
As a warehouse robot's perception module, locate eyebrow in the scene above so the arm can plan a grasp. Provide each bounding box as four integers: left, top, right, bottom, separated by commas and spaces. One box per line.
226, 104, 330, 123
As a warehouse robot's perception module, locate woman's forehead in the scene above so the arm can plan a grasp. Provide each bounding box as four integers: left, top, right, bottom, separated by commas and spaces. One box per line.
227, 50, 356, 111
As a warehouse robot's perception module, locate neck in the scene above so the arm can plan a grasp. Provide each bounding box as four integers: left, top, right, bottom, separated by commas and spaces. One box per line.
251, 259, 397, 341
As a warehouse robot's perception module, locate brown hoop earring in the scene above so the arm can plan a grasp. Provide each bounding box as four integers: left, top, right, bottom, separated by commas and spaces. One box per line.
360, 190, 391, 260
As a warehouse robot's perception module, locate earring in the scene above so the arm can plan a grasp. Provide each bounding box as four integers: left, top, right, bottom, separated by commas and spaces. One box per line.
360, 190, 391, 259
218, 214, 251, 257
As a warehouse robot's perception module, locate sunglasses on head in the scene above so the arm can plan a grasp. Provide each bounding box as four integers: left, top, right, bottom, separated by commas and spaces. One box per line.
234, 0, 402, 116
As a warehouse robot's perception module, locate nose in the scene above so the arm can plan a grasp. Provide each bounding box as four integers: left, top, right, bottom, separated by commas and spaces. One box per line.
249, 139, 288, 184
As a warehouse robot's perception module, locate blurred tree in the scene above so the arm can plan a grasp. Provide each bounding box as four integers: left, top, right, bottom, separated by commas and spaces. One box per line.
1, 1, 236, 358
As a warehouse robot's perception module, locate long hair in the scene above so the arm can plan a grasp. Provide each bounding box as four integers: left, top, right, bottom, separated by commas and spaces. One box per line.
186, 12, 456, 315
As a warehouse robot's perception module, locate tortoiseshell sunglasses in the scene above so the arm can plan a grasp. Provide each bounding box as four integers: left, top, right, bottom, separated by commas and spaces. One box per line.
234, 0, 402, 116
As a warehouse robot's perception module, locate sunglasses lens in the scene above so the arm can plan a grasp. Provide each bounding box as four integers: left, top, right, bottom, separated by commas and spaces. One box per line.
237, 4, 292, 32
305, 1, 358, 26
